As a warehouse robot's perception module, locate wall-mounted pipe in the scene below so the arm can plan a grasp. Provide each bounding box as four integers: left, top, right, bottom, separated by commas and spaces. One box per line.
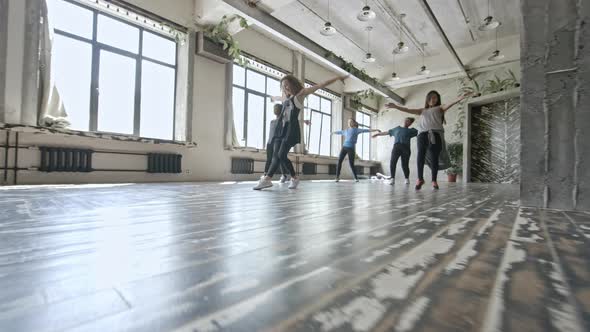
416, 0, 471, 80
3, 131, 8, 182
14, 132, 18, 185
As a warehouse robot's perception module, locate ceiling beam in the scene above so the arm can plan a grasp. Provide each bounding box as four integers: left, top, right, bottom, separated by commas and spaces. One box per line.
220, 0, 405, 104
416, 0, 472, 80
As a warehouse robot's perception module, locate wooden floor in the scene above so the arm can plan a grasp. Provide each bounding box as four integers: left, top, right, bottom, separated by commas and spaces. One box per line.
0, 181, 589, 332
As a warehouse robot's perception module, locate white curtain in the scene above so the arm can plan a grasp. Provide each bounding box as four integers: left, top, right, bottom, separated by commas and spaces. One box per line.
224, 62, 240, 148
38, 0, 69, 128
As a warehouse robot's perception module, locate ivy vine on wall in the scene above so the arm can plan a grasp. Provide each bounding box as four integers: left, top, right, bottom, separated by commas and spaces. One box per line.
203, 15, 249, 65
453, 69, 520, 140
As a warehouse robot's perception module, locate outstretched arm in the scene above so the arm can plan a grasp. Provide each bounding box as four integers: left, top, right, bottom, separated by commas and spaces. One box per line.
296, 75, 349, 102
385, 102, 424, 115
270, 96, 287, 103
441, 92, 473, 112
372, 131, 389, 138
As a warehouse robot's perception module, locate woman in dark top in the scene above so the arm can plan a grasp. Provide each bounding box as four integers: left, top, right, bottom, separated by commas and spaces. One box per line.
254, 73, 348, 190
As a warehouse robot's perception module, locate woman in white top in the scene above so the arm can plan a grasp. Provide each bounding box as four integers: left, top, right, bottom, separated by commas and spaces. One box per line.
386, 90, 472, 190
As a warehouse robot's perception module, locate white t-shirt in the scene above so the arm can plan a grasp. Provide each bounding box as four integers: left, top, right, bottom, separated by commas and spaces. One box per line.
418, 106, 444, 132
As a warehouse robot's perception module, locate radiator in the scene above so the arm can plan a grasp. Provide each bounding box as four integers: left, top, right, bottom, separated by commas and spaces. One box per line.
355, 165, 365, 176
231, 158, 254, 174
328, 164, 337, 175
147, 153, 182, 173
370, 166, 381, 176
39, 147, 93, 172
302, 162, 317, 175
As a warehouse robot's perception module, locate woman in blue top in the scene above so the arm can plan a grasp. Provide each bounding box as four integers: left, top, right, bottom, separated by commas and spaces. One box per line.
333, 118, 380, 182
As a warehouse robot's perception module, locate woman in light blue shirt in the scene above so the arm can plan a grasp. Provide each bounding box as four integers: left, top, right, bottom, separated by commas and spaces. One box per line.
333, 118, 380, 182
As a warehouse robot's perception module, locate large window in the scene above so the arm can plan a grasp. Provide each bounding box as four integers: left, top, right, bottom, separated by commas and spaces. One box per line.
232, 61, 284, 149
357, 110, 372, 160
303, 88, 332, 156
48, 0, 177, 140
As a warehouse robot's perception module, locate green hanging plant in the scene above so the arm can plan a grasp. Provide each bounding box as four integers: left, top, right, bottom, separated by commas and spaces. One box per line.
349, 89, 377, 109
204, 15, 249, 65
324, 51, 382, 87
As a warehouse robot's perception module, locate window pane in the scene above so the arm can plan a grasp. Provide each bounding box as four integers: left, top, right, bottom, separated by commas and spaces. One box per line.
48, 0, 93, 39
308, 94, 320, 111
320, 114, 331, 156
140, 60, 174, 139
97, 14, 139, 53
266, 77, 280, 97
246, 93, 265, 149
266, 99, 278, 146
321, 98, 332, 115
97, 50, 136, 134
142, 31, 176, 65
52, 35, 92, 131
233, 65, 245, 87
309, 111, 322, 155
232, 87, 245, 145
304, 108, 311, 146
246, 70, 265, 93
360, 132, 370, 160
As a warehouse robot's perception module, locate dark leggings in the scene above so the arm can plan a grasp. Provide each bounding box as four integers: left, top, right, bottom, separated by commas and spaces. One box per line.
264, 143, 285, 176
267, 139, 296, 178
336, 147, 358, 180
417, 132, 442, 182
391, 143, 410, 179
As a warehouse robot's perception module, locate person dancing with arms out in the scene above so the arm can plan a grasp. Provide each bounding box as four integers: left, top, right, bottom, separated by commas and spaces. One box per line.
254, 74, 349, 190
373, 117, 418, 185
385, 91, 472, 190
333, 118, 381, 182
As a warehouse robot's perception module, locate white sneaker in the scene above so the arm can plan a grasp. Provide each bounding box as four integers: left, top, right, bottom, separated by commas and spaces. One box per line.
387, 179, 395, 185
355, 179, 360, 183
335, 178, 340, 183
279, 175, 288, 183
288, 177, 300, 189
253, 177, 273, 190
405, 178, 410, 185
260, 174, 266, 180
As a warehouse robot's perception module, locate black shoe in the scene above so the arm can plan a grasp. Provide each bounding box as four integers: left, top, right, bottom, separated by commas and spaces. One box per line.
415, 180, 425, 190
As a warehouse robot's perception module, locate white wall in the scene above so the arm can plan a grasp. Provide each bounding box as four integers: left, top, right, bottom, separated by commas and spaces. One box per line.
374, 61, 520, 183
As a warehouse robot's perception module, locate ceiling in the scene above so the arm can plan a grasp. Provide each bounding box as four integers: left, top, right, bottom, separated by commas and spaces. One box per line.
256, 0, 521, 89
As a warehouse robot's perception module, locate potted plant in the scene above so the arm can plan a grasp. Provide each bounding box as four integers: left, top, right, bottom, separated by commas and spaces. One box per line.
446, 142, 463, 182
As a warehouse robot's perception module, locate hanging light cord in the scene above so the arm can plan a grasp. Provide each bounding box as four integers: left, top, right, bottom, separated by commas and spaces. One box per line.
327, 0, 330, 22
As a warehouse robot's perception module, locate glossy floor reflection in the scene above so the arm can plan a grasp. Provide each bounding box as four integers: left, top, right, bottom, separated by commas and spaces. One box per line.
0, 181, 588, 331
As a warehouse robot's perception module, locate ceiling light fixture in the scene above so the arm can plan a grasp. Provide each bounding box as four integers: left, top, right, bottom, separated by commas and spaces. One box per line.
320, 0, 337, 36
488, 29, 505, 61
363, 26, 376, 63
357, 0, 376, 22
388, 52, 400, 83
417, 43, 430, 75
479, 0, 501, 31
393, 13, 409, 54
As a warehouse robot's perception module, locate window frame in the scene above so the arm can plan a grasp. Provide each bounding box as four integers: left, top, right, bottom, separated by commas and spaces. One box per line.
231, 60, 286, 149
50, 0, 178, 139
303, 91, 333, 157
356, 109, 372, 161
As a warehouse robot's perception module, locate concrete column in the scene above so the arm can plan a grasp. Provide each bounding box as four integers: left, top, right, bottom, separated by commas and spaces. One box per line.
3, 0, 26, 124
520, 0, 590, 211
